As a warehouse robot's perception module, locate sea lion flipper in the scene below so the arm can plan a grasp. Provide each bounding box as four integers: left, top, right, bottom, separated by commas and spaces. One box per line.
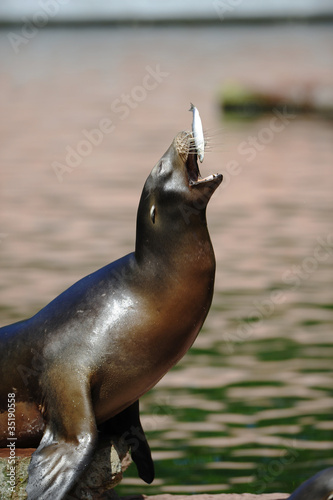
126, 400, 155, 484
26, 378, 97, 500
99, 400, 154, 484
130, 425, 155, 484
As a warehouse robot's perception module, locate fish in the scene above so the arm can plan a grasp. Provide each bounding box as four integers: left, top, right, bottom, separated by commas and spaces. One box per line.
189, 103, 205, 163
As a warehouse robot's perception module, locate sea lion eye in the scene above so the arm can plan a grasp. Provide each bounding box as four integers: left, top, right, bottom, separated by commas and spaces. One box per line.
158, 161, 163, 173
150, 205, 156, 224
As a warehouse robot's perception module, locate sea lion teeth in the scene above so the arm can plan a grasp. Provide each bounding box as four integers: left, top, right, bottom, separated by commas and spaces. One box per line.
189, 174, 220, 186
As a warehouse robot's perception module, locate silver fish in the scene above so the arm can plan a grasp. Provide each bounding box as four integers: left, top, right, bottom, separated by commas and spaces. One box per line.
189, 103, 204, 163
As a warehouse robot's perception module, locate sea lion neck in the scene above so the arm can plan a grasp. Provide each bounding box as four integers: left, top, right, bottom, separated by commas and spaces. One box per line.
135, 200, 213, 270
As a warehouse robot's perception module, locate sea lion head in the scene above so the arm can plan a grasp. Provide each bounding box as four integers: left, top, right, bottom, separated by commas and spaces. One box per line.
135, 131, 222, 258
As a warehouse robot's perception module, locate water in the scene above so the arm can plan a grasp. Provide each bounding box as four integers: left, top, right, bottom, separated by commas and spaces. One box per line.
0, 24, 332, 495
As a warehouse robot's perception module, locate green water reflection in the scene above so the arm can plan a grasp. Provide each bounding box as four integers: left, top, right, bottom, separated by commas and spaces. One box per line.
117, 326, 333, 495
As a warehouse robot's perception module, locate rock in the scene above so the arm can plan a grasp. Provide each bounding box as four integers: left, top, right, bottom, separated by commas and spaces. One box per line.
0, 437, 131, 500
220, 80, 333, 118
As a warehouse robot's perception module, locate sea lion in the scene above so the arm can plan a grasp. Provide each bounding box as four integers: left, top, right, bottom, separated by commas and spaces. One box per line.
287, 467, 333, 500
0, 130, 222, 500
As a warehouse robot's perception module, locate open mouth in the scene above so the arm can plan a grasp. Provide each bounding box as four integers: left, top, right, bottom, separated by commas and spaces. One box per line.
174, 130, 222, 188
186, 149, 202, 185
187, 155, 221, 186
184, 133, 221, 187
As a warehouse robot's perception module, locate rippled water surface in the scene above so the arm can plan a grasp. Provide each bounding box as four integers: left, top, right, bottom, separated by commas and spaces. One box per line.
0, 25, 332, 495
